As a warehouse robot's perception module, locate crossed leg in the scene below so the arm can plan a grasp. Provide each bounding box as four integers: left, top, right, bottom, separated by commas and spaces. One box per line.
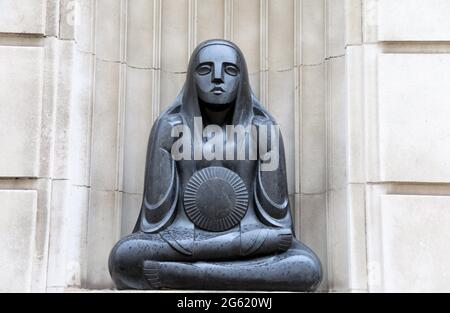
109, 232, 322, 291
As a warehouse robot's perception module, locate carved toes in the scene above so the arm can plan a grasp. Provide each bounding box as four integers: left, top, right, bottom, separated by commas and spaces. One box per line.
143, 260, 163, 290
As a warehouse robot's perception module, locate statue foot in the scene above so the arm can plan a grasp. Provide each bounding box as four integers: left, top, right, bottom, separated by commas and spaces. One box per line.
142, 240, 322, 292
143, 261, 163, 290
239, 227, 292, 257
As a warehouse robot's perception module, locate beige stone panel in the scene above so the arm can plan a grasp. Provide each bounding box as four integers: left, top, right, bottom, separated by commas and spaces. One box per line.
268, 0, 294, 70
326, 0, 345, 58
95, 0, 123, 62
127, 0, 155, 69
232, 0, 260, 74
121, 193, 142, 237
302, 0, 325, 65
91, 60, 122, 191
345, 0, 362, 45
86, 190, 121, 288
4, 178, 67, 292
380, 195, 450, 292
300, 64, 326, 194
46, 180, 69, 290
378, 0, 450, 41
197, 0, 225, 43
123, 67, 153, 195
0, 0, 45, 34
378, 54, 450, 183
327, 188, 350, 291
347, 184, 368, 291
38, 38, 58, 180
346, 47, 365, 184
365, 184, 385, 292
70, 50, 94, 187
363, 44, 380, 182
0, 190, 37, 292
0, 47, 43, 177
268, 70, 295, 194
327, 57, 347, 190
75, 0, 95, 53
300, 194, 328, 291
161, 0, 189, 72
65, 185, 89, 288
160, 71, 186, 112
362, 0, 378, 43
30, 179, 52, 292
53, 40, 75, 180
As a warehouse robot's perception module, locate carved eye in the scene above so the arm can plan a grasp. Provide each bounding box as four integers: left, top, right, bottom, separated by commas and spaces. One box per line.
225, 64, 239, 76
196, 64, 212, 75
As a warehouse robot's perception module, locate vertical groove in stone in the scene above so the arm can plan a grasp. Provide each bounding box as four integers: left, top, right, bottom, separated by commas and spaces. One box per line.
119, 0, 128, 63
117, 0, 128, 231
152, 0, 162, 121
86, 0, 99, 289
324, 0, 332, 290
324, 0, 330, 59
259, 0, 269, 108
188, 0, 198, 58
293, 0, 302, 233
81, 35, 95, 289
88, 0, 97, 185
294, 0, 302, 196
224, 0, 234, 40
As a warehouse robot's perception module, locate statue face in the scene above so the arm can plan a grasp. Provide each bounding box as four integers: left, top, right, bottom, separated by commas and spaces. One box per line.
194, 44, 240, 108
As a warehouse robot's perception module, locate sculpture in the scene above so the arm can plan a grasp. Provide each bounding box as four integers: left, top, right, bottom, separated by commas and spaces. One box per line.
108, 39, 322, 291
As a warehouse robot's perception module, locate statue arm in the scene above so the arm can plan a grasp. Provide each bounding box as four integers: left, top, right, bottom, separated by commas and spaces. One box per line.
134, 114, 181, 234
253, 118, 294, 231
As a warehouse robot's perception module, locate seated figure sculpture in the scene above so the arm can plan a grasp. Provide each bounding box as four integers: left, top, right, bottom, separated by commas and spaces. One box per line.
109, 39, 322, 291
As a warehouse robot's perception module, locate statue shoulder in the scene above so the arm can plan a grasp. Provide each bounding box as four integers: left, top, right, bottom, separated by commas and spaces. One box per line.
151, 105, 184, 150
252, 106, 277, 128
252, 106, 282, 148
154, 104, 183, 130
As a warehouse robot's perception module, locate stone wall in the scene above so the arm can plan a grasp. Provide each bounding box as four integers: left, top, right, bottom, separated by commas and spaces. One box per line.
0, 0, 449, 292
352, 0, 450, 292
0, 0, 76, 292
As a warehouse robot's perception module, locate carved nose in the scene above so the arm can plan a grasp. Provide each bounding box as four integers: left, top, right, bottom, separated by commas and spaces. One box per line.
212, 64, 224, 83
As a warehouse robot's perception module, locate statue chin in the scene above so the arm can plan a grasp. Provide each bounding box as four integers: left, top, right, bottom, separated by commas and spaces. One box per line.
200, 99, 234, 113
108, 39, 323, 292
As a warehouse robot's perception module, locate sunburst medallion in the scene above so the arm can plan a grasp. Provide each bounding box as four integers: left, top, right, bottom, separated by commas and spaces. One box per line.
183, 167, 249, 232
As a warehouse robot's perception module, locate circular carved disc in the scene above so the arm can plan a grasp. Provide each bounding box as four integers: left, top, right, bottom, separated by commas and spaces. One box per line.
183, 167, 249, 232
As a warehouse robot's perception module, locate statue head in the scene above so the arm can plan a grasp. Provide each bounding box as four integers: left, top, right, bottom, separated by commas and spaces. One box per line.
193, 44, 241, 110
179, 39, 254, 127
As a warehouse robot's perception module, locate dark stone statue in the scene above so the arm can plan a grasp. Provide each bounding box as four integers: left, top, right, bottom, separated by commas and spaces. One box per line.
108, 39, 322, 291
